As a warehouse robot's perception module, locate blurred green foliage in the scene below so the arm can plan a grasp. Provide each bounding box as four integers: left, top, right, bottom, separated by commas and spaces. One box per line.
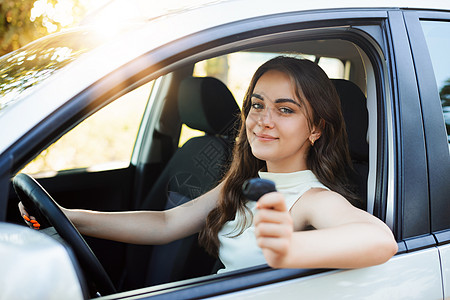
441, 79, 450, 104
440, 79, 450, 135
0, 0, 86, 57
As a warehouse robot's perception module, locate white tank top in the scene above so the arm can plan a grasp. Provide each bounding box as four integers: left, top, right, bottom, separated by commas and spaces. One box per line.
217, 170, 328, 273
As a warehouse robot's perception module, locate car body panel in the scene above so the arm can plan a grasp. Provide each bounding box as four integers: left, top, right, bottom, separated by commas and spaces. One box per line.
439, 243, 450, 298
179, 248, 443, 300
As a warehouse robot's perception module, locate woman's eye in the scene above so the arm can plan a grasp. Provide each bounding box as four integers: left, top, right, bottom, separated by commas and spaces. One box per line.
279, 107, 294, 114
251, 102, 264, 110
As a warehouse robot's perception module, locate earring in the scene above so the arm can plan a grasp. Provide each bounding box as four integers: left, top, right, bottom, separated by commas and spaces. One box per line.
310, 138, 315, 146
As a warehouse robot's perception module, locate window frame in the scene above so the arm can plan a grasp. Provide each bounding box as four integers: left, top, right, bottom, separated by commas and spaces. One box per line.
109, 9, 399, 298
381, 11, 432, 249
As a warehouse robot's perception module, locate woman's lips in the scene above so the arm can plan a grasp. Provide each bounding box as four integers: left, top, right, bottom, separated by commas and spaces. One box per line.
255, 133, 278, 141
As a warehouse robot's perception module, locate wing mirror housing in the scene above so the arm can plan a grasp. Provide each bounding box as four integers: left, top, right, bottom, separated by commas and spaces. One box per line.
0, 223, 87, 300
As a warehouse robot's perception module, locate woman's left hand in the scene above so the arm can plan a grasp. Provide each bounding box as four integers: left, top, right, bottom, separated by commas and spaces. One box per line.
254, 192, 294, 268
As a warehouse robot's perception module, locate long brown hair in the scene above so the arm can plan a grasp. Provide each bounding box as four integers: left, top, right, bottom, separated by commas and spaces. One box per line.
199, 56, 359, 257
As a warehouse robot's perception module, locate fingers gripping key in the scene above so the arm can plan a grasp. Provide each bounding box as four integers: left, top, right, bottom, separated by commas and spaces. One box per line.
242, 178, 277, 201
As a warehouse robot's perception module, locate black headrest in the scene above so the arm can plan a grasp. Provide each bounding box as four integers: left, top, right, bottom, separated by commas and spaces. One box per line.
332, 79, 369, 162
178, 77, 240, 135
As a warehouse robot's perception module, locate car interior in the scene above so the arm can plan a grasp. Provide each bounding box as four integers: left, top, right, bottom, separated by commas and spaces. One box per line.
7, 36, 378, 295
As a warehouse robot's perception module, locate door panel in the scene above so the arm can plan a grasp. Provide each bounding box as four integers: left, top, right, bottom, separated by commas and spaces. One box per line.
40, 167, 134, 287
35, 167, 133, 211
439, 243, 450, 299
212, 249, 443, 299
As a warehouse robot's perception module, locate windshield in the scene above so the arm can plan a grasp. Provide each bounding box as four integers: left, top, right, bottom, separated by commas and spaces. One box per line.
0, 30, 106, 115
0, 0, 227, 116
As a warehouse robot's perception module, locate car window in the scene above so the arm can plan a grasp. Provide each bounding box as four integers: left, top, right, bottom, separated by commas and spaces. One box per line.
22, 81, 153, 175
182, 51, 348, 146
420, 20, 450, 150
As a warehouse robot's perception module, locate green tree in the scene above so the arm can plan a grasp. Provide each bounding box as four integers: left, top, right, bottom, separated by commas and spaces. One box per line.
440, 78, 450, 106
0, 0, 85, 57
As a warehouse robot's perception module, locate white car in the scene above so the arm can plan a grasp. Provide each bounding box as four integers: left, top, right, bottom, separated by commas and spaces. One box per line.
1, 0, 449, 299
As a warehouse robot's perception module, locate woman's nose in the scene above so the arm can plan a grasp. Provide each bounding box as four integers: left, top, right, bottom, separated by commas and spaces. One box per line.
258, 108, 274, 127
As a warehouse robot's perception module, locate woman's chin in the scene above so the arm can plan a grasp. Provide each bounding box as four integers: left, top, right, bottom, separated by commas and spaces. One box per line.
250, 149, 274, 162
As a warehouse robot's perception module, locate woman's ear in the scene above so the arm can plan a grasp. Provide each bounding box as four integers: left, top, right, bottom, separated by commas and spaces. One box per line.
309, 130, 321, 146
309, 119, 324, 146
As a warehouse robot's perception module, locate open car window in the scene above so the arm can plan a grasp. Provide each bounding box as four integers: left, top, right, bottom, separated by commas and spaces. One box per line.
22, 81, 153, 175
182, 42, 368, 149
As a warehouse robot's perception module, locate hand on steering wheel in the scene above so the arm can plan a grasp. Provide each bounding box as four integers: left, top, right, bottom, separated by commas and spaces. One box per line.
13, 173, 116, 297
19, 202, 41, 229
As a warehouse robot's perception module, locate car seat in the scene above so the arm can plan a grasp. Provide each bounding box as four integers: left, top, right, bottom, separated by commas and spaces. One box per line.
121, 76, 240, 289
331, 79, 369, 210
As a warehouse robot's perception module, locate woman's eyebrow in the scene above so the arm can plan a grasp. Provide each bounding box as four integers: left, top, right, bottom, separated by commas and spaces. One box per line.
252, 93, 301, 107
275, 98, 301, 107
251, 93, 264, 100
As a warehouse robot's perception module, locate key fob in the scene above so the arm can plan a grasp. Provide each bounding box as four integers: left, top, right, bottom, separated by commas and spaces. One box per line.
242, 178, 277, 201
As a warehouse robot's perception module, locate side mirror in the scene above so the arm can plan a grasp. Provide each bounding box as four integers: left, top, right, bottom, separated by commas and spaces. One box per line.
0, 222, 87, 300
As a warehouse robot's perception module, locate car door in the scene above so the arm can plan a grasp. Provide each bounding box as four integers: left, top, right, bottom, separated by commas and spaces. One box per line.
3, 5, 447, 299
403, 9, 450, 299
99, 8, 445, 299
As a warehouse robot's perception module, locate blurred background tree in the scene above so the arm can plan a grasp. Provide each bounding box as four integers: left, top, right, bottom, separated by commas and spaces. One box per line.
440, 79, 450, 135
440, 79, 450, 105
0, 0, 87, 57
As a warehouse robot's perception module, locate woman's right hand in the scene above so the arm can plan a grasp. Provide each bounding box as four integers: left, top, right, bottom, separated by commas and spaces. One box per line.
18, 202, 41, 230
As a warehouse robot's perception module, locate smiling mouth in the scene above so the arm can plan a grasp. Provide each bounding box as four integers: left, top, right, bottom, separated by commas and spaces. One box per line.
254, 133, 278, 141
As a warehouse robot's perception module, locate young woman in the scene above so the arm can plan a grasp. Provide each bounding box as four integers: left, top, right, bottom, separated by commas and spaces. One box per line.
20, 56, 398, 273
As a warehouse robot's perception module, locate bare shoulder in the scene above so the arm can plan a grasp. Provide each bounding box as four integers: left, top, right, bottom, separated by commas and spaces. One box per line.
290, 188, 345, 230
293, 188, 377, 230
302, 188, 352, 208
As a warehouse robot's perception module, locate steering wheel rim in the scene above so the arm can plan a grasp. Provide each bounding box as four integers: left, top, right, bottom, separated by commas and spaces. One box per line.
13, 173, 116, 296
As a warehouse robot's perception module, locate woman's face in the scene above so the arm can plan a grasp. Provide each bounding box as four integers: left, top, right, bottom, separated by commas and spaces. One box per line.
245, 70, 320, 173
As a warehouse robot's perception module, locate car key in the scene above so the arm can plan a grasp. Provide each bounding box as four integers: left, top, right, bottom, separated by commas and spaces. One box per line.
242, 178, 277, 201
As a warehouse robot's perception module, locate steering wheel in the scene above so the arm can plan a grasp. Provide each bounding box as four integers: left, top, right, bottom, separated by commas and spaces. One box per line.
13, 173, 116, 296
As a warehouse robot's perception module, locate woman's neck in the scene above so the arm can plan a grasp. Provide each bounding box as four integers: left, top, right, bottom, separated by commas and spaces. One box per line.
265, 161, 308, 173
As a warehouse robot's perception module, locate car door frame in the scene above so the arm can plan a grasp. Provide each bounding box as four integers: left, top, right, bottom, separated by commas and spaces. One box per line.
101, 7, 441, 299
1, 6, 444, 299
403, 9, 450, 299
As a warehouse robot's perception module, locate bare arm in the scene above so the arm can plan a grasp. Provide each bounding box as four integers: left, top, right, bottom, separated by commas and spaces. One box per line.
254, 189, 398, 269
19, 183, 222, 245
